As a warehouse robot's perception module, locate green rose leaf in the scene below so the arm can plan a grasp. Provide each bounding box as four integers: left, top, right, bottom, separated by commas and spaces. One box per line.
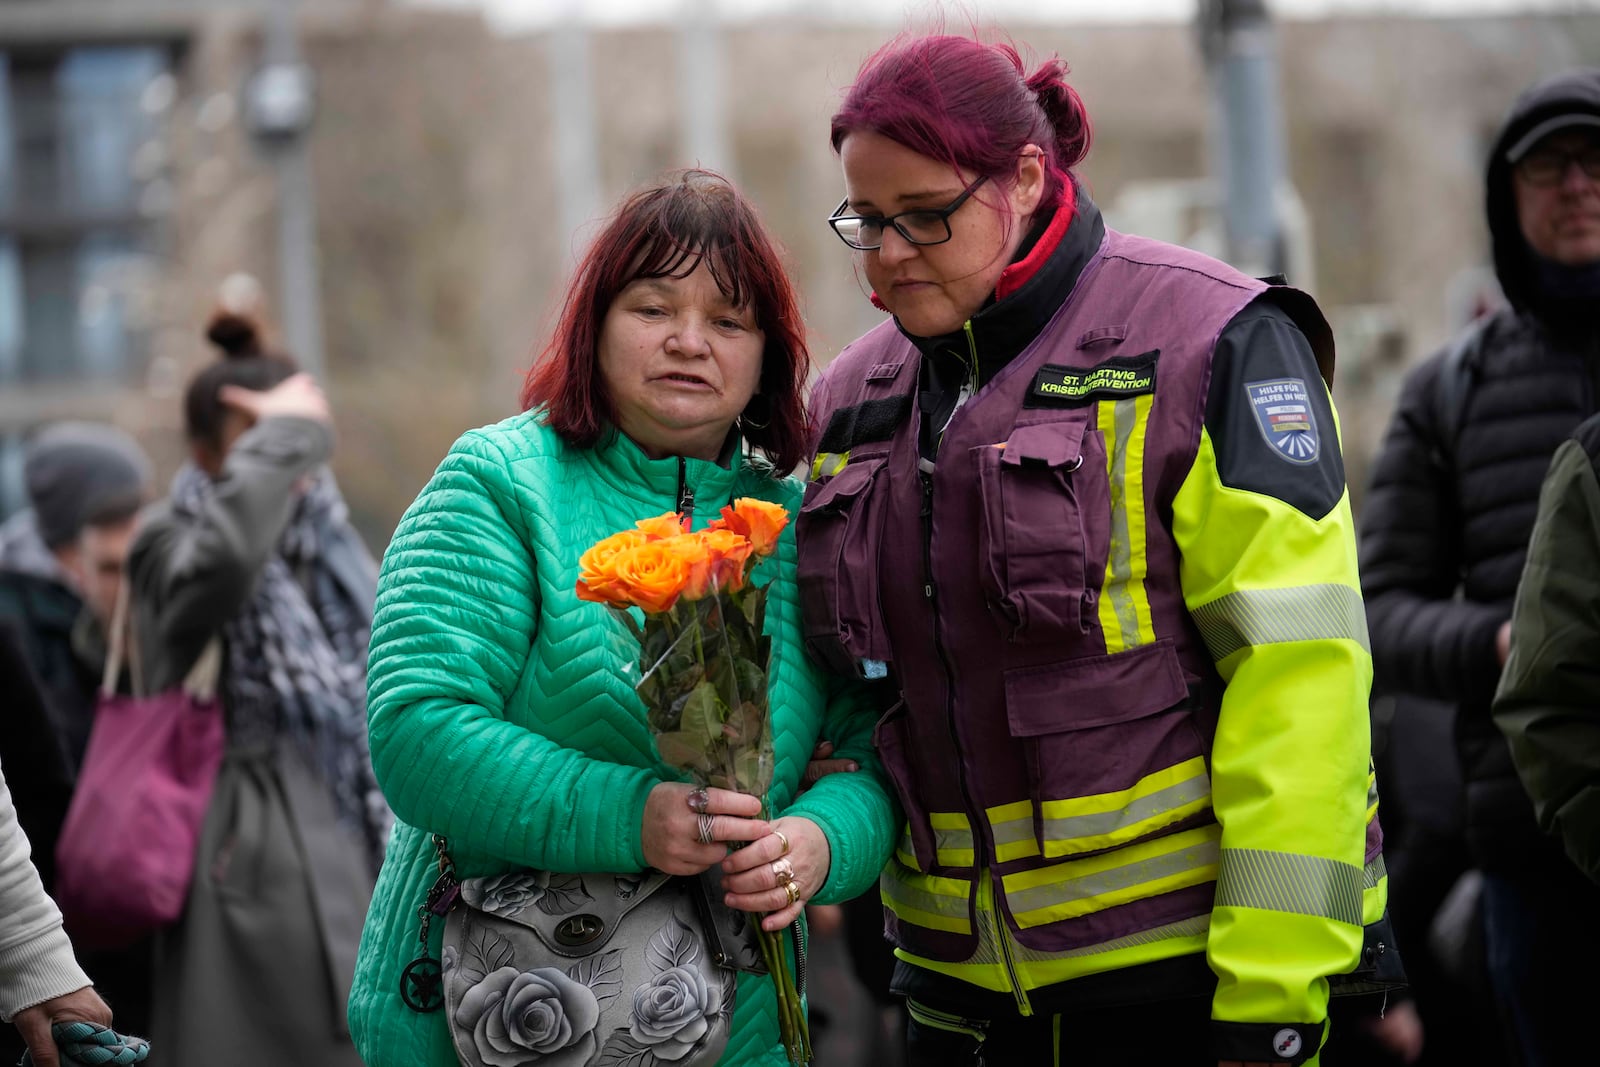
680, 681, 728, 750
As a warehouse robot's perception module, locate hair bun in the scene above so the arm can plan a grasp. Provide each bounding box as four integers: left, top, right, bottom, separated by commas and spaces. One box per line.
205, 311, 262, 360
1026, 59, 1092, 170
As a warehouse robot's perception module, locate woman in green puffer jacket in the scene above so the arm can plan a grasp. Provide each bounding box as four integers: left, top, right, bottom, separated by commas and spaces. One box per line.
349, 170, 900, 1067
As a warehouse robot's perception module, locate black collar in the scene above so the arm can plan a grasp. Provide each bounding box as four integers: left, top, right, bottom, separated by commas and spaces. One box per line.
908, 191, 1106, 457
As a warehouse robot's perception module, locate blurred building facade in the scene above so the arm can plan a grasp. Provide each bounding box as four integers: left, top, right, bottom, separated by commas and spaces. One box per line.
0, 1, 1595, 542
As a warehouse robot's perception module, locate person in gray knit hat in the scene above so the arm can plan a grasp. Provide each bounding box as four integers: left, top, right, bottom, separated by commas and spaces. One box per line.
0, 422, 152, 772
0, 423, 153, 1067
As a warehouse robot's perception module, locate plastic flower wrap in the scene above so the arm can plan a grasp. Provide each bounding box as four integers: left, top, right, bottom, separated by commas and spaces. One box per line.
576, 499, 810, 1063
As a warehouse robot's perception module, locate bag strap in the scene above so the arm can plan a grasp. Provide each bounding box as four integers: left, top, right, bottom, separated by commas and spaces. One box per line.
182, 638, 224, 702
100, 580, 135, 699
1429, 315, 1489, 472
101, 579, 221, 702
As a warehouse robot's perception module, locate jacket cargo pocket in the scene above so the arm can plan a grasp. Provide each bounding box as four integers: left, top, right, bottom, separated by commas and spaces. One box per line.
999, 640, 1212, 860
796, 453, 892, 677
972, 418, 1109, 645
873, 700, 938, 872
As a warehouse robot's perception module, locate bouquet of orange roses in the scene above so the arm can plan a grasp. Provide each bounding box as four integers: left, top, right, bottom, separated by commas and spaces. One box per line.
576, 498, 811, 1064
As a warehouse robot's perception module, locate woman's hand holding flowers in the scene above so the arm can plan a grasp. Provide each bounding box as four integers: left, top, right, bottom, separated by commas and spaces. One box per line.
719, 816, 831, 931
642, 782, 769, 875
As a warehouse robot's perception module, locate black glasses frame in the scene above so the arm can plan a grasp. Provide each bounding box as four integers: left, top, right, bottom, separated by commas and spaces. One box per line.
1516, 144, 1600, 187
827, 174, 991, 251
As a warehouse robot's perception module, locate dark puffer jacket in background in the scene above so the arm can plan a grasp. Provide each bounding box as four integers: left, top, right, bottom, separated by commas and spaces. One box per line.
1360, 67, 1600, 873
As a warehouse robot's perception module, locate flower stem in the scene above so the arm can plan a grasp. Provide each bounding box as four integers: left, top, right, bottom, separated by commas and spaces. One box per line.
756, 923, 808, 1063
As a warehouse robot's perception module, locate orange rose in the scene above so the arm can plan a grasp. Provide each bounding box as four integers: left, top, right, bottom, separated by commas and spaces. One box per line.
576, 529, 650, 606
605, 541, 691, 613
635, 512, 689, 540
711, 498, 789, 557
663, 530, 751, 599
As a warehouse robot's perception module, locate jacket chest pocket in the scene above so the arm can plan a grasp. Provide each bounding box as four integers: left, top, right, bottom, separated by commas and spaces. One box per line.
796, 452, 892, 677
971, 419, 1110, 645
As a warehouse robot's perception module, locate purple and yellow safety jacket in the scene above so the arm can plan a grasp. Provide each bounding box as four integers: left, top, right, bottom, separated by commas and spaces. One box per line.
798, 190, 1388, 1065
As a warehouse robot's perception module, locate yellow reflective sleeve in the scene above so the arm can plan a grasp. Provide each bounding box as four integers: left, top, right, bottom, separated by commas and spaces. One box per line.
1171, 419, 1371, 1029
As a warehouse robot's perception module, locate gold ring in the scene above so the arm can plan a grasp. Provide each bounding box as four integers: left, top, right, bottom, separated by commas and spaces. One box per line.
783, 880, 802, 906
772, 829, 791, 857
771, 858, 795, 885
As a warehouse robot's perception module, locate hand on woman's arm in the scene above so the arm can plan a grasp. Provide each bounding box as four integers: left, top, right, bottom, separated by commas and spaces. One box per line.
718, 816, 831, 931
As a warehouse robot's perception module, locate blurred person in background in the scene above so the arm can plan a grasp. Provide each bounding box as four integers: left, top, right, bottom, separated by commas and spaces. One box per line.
128, 310, 388, 1067
0, 422, 151, 778
0, 423, 153, 1051
801, 30, 1386, 1067
0, 621, 76, 1067
1494, 411, 1600, 889
1360, 67, 1600, 1067
0, 753, 122, 1067
0, 625, 145, 1067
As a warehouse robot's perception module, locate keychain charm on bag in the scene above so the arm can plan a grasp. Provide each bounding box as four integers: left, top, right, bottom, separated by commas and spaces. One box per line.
400, 835, 460, 1013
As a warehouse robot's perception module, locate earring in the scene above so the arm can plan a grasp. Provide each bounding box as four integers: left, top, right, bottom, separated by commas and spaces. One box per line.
740, 395, 771, 430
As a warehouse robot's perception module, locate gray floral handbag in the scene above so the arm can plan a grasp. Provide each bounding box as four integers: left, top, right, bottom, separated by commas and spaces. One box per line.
405, 836, 767, 1067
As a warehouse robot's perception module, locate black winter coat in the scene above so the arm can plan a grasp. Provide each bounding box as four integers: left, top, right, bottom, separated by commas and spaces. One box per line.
1360, 66, 1600, 872
1361, 311, 1600, 870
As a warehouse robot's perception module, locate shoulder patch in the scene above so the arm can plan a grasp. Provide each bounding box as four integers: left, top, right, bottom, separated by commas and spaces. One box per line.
1244, 377, 1320, 465
1026, 350, 1158, 408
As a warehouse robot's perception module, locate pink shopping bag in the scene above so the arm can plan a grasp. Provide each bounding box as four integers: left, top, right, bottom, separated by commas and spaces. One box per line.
53, 587, 224, 950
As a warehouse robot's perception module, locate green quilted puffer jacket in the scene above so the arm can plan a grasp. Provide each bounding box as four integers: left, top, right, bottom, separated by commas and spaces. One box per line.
349, 413, 900, 1066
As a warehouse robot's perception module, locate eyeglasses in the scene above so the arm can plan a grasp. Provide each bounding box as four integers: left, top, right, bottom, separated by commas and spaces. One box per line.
827, 175, 990, 251
1516, 144, 1600, 187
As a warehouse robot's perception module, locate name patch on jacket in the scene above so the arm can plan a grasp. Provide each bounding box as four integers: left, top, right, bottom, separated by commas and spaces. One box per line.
1245, 377, 1320, 464
1026, 351, 1158, 408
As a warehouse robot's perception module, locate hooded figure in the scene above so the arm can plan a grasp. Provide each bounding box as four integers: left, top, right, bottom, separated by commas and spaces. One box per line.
1360, 67, 1600, 1067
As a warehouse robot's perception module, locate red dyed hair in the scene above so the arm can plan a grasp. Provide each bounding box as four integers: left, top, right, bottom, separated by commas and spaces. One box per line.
521, 170, 812, 473
830, 33, 1092, 218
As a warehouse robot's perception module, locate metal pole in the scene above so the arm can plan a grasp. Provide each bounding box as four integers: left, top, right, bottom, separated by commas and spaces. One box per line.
1198, 0, 1287, 279
261, 0, 325, 378
549, 0, 601, 260
678, 0, 731, 177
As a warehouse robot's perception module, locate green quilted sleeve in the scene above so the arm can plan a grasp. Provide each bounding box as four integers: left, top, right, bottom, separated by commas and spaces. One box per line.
780, 675, 900, 905
366, 429, 660, 873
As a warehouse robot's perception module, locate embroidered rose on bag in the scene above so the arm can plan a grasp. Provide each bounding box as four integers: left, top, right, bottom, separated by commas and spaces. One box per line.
454, 966, 601, 1067
474, 871, 551, 917
628, 964, 723, 1061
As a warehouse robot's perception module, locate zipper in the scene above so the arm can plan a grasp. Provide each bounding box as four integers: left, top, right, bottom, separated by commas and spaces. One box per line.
932, 323, 980, 455
676, 456, 696, 524
905, 997, 989, 1043
920, 323, 1032, 1017
981, 874, 1033, 1016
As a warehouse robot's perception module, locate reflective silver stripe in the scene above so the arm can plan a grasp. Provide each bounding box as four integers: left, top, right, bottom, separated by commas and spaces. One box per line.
1022, 915, 1212, 962
1106, 397, 1140, 642
1214, 847, 1364, 925
1191, 583, 1371, 662
991, 817, 1034, 849
880, 868, 972, 933
1041, 775, 1211, 845
1364, 853, 1387, 891
936, 827, 975, 857
1006, 837, 1221, 917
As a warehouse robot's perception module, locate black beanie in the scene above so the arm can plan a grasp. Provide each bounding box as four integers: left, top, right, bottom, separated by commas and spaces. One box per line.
24, 423, 152, 548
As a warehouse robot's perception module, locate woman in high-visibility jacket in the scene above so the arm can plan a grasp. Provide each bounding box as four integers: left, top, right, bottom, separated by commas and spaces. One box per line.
797, 32, 1392, 1067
